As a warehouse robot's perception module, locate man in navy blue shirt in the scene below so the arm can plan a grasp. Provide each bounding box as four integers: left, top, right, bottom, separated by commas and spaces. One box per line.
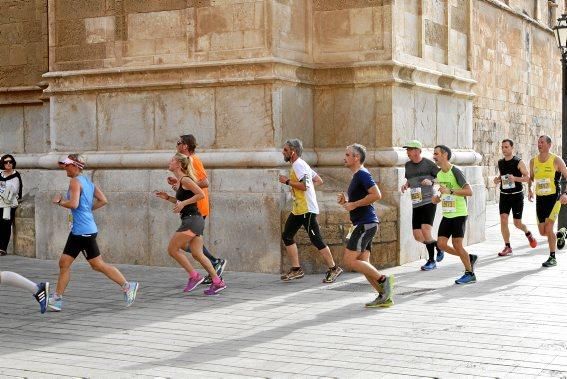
337, 144, 394, 307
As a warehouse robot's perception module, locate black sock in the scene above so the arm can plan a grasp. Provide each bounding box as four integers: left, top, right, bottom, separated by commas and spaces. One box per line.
292, 266, 301, 271
550, 252, 556, 258
505, 243, 511, 248
329, 265, 336, 270
378, 275, 386, 283
525, 231, 531, 236
425, 241, 435, 261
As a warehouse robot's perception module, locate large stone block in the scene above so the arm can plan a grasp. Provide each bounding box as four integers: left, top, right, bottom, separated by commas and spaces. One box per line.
0, 106, 24, 153
208, 192, 283, 273
154, 89, 215, 150
127, 9, 188, 40
215, 86, 273, 148
278, 86, 314, 147
14, 201, 36, 258
314, 87, 376, 148
23, 104, 49, 154
97, 92, 156, 150
51, 94, 98, 151
86, 192, 152, 265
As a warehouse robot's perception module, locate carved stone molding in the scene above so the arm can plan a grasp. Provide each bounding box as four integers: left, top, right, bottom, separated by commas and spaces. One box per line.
43, 58, 476, 98
0, 87, 46, 106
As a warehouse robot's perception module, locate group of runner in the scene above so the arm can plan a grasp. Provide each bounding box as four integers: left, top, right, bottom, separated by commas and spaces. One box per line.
5, 134, 567, 313
403, 134, 567, 291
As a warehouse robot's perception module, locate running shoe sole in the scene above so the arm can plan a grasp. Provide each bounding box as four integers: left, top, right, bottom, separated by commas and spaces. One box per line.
365, 297, 394, 308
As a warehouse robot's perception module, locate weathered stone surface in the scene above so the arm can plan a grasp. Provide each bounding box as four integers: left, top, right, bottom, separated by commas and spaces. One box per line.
23, 104, 49, 154
154, 89, 215, 150
97, 92, 156, 150
314, 87, 376, 148
51, 94, 98, 151
209, 192, 283, 273
215, 85, 273, 148
0, 106, 24, 153
278, 86, 314, 148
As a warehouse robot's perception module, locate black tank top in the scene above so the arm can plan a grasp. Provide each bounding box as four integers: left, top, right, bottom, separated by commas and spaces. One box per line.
497, 156, 523, 193
175, 176, 199, 217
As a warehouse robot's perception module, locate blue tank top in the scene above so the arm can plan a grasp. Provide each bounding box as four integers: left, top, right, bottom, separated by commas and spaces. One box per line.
69, 175, 97, 235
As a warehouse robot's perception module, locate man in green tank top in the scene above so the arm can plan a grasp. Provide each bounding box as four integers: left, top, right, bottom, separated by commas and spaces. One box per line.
432, 145, 478, 284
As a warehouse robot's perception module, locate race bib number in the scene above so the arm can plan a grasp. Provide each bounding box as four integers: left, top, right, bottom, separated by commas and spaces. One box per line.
501, 175, 514, 190
410, 187, 423, 204
536, 178, 552, 195
441, 194, 456, 213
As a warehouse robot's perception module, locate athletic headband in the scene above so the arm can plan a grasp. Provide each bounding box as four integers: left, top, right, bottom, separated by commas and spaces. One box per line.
59, 157, 85, 169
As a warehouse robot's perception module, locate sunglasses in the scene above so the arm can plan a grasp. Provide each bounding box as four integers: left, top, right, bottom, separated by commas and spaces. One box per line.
3, 160, 13, 164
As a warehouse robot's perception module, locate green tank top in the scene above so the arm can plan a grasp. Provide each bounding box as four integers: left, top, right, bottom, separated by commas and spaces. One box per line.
437, 165, 468, 218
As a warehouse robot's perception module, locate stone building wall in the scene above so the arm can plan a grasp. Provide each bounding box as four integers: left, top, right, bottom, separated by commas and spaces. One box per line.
472, 0, 564, 201
1, 0, 563, 272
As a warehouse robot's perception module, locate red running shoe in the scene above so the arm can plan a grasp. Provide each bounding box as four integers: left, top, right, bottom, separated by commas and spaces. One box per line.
498, 246, 512, 256
527, 233, 537, 248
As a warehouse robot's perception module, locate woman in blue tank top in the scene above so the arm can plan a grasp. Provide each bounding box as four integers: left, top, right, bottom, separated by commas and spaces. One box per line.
155, 153, 227, 295
47, 154, 139, 312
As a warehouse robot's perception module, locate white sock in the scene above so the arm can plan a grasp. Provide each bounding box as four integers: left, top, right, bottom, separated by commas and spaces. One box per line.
0, 271, 38, 294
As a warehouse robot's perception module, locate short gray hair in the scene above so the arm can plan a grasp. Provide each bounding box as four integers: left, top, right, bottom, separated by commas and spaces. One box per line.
284, 139, 303, 157
347, 143, 367, 164
539, 135, 552, 144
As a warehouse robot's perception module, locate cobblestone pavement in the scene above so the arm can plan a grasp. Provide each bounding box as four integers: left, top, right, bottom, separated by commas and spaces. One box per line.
1, 202, 567, 378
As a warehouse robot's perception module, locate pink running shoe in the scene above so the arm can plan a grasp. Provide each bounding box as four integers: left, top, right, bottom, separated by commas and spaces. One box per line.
204, 280, 227, 296
184, 273, 204, 292
498, 246, 512, 256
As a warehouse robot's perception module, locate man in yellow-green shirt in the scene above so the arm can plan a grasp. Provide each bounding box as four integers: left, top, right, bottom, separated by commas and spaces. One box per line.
528, 135, 567, 267
432, 145, 477, 285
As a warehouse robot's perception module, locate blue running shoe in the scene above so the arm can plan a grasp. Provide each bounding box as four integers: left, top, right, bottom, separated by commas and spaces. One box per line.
436, 249, 445, 262
34, 282, 49, 314
421, 260, 437, 271
455, 272, 476, 284
47, 294, 62, 312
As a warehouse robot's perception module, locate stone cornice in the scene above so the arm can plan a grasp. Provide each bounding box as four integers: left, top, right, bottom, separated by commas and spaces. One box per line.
0, 86, 46, 106
42, 58, 476, 98
480, 0, 557, 33
16, 149, 481, 169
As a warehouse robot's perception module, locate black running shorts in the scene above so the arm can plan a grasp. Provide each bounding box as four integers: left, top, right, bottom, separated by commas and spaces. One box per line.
412, 202, 437, 230
499, 192, 524, 219
346, 223, 378, 252
536, 194, 558, 223
438, 216, 467, 239
63, 232, 101, 260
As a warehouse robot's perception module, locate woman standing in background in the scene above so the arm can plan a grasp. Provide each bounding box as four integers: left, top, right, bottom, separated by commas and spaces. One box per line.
0, 154, 22, 256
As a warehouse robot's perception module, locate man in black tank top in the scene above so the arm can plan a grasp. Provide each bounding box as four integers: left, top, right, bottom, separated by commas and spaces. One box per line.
494, 139, 536, 256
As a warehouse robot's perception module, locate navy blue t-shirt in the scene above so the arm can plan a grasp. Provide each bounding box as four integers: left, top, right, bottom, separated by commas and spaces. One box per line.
347, 168, 379, 225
